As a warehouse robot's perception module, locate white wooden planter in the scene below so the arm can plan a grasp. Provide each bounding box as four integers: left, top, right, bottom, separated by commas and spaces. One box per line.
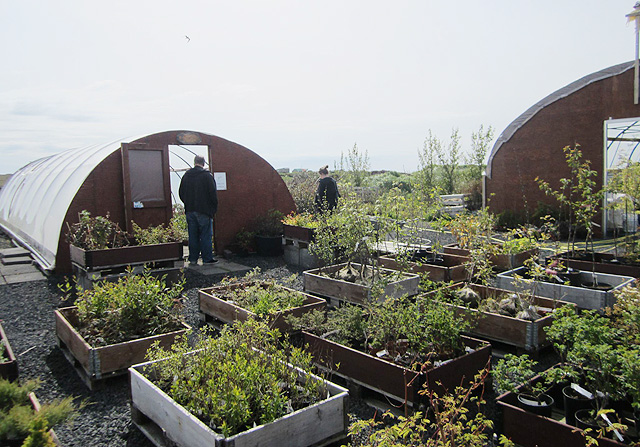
495, 267, 635, 310
303, 262, 420, 305
129, 355, 349, 447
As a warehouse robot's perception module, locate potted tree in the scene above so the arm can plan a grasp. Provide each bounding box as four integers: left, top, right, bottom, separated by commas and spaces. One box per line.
252, 209, 284, 256
55, 269, 190, 389
198, 268, 326, 331
304, 196, 419, 305
129, 319, 349, 447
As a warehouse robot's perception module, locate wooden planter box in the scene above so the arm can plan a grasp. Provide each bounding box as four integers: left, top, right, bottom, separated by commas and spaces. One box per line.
497, 378, 632, 447
129, 354, 349, 447
303, 262, 420, 305
0, 322, 18, 381
551, 251, 640, 278
428, 283, 573, 352
55, 306, 190, 389
443, 243, 537, 271
70, 242, 184, 269
495, 267, 636, 311
198, 282, 326, 331
302, 331, 490, 407
283, 224, 315, 242
378, 252, 468, 282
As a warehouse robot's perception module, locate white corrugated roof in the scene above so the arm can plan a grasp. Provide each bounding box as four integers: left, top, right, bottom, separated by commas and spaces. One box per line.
486, 61, 635, 178
0, 138, 127, 270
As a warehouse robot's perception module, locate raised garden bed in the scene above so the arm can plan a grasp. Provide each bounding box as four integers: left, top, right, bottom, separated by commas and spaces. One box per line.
0, 322, 18, 381
428, 283, 573, 352
443, 243, 537, 271
495, 267, 636, 311
303, 262, 420, 305
378, 252, 467, 282
497, 378, 637, 447
129, 352, 349, 447
551, 251, 640, 278
302, 331, 490, 407
70, 242, 184, 269
283, 224, 315, 242
55, 306, 190, 389
198, 282, 326, 331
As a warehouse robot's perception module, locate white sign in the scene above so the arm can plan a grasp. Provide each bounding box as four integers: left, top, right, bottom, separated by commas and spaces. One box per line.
214, 172, 227, 191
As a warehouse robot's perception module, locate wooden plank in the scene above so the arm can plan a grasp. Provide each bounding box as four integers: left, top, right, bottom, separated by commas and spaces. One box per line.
55, 308, 93, 374
378, 253, 468, 282
130, 356, 349, 447
70, 242, 184, 269
0, 322, 19, 381
199, 283, 326, 332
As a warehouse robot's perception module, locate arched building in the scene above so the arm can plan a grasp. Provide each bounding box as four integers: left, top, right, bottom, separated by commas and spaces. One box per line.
0, 130, 295, 273
485, 61, 640, 232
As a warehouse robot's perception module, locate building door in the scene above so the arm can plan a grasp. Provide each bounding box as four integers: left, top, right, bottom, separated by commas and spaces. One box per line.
121, 143, 172, 232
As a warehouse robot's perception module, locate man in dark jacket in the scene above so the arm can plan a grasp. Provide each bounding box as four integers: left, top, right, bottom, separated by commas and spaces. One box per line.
179, 155, 218, 264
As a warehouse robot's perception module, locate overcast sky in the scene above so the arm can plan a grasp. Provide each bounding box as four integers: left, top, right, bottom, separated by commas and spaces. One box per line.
0, 1, 637, 174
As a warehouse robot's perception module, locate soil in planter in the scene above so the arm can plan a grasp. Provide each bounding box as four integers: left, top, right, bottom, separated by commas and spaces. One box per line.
450, 287, 542, 321
575, 409, 629, 442
330, 264, 398, 286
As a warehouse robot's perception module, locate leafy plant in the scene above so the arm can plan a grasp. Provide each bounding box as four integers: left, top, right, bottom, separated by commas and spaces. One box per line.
346, 367, 514, 447
0, 340, 7, 364
131, 221, 183, 245
0, 378, 77, 443
66, 210, 128, 250
144, 320, 326, 438
492, 354, 547, 399
253, 209, 284, 237
281, 212, 319, 229
67, 269, 185, 346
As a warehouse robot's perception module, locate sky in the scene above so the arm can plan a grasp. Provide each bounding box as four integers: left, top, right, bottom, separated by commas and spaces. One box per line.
0, 1, 638, 174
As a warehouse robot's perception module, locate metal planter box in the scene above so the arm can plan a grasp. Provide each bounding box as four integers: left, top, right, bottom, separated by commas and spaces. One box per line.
378, 252, 468, 282
55, 306, 189, 388
302, 331, 490, 407
443, 243, 537, 271
198, 282, 326, 331
430, 283, 573, 352
303, 262, 420, 305
495, 267, 635, 311
0, 322, 18, 381
70, 242, 184, 269
129, 354, 349, 447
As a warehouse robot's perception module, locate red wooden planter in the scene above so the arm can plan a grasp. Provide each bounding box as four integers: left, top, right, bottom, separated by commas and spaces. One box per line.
551, 251, 640, 278
0, 322, 18, 381
427, 283, 573, 352
55, 306, 189, 389
378, 252, 468, 282
283, 224, 315, 242
443, 243, 537, 271
302, 331, 490, 407
198, 282, 326, 331
70, 242, 184, 269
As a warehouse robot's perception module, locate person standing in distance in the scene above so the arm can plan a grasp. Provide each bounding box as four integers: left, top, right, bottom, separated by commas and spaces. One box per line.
314, 165, 339, 212
179, 155, 218, 264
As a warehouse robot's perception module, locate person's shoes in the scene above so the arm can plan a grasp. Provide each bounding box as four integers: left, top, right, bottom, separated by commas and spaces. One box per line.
203, 258, 218, 264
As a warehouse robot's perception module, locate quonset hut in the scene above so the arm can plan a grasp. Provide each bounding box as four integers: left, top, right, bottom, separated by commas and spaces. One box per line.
0, 130, 295, 273
485, 61, 640, 232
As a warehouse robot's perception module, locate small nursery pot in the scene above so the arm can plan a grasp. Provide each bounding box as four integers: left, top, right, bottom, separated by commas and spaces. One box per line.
562, 385, 596, 427
557, 269, 582, 287
517, 393, 554, 417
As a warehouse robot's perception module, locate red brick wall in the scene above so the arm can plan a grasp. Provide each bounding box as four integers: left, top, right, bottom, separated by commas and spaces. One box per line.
486, 67, 640, 229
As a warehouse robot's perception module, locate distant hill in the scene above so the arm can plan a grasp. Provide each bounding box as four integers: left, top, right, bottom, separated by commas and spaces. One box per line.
0, 174, 13, 188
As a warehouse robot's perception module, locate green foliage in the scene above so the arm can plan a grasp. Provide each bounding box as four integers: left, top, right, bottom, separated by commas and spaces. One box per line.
170, 204, 189, 242
282, 170, 317, 213
0, 379, 77, 442
281, 212, 320, 229
21, 418, 56, 447
215, 274, 306, 317
253, 209, 284, 236
436, 128, 462, 195
492, 354, 545, 397
145, 320, 326, 438
0, 340, 7, 363
66, 210, 128, 250
131, 221, 183, 245
71, 269, 185, 346
339, 143, 370, 187
345, 368, 513, 447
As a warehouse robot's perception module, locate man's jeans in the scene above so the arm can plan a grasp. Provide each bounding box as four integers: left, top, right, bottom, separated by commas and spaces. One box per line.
186, 212, 214, 263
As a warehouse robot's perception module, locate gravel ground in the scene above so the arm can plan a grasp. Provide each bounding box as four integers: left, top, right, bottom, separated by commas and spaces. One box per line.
0, 229, 560, 446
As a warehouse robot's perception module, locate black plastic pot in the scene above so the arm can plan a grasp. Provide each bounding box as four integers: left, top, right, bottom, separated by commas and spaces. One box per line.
517, 393, 554, 417
557, 268, 582, 287
562, 385, 596, 427
254, 235, 283, 257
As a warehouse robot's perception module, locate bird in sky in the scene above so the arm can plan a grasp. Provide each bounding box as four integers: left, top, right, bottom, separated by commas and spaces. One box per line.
185, 35, 190, 43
